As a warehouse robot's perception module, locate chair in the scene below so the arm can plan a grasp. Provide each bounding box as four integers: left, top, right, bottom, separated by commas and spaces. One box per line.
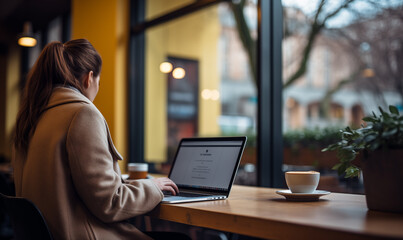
0, 193, 53, 240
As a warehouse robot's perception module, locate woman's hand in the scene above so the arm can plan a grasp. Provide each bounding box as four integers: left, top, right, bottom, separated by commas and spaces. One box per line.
152, 177, 179, 195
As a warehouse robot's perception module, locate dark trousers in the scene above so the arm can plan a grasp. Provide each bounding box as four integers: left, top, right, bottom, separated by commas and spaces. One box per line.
144, 231, 192, 240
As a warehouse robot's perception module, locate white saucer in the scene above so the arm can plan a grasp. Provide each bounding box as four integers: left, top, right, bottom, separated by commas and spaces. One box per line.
276, 190, 330, 201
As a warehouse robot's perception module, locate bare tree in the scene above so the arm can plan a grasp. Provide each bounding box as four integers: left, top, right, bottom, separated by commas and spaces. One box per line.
230, 0, 257, 84
230, 0, 357, 88
316, 2, 403, 118
345, 5, 403, 102
230, 0, 403, 110
283, 0, 357, 88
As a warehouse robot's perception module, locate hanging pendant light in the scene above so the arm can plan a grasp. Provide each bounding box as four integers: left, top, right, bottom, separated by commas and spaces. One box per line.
18, 22, 37, 47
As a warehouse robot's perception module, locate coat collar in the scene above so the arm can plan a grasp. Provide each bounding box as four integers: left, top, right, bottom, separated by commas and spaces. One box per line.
45, 87, 92, 111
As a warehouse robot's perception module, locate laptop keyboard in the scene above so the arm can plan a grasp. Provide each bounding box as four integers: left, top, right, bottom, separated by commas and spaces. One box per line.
164, 191, 208, 197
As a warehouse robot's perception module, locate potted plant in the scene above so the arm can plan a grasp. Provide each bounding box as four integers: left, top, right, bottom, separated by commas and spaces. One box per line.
322, 105, 403, 213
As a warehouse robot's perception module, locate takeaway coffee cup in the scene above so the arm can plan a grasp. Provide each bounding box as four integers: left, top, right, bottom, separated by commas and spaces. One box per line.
285, 171, 320, 193
128, 163, 148, 180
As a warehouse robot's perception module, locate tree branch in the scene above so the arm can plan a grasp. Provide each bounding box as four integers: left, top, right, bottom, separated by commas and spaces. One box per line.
230, 0, 257, 84
284, 0, 356, 88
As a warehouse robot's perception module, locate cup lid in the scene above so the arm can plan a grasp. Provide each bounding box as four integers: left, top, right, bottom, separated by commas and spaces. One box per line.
286, 171, 319, 175
128, 163, 148, 171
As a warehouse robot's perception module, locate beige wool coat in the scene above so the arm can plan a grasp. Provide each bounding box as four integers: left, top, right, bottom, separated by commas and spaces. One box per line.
13, 87, 163, 240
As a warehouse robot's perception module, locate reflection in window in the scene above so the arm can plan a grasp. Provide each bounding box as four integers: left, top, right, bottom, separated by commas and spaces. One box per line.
144, 1, 258, 185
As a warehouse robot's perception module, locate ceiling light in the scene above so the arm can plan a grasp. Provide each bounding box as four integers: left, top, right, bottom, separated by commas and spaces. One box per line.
18, 22, 37, 47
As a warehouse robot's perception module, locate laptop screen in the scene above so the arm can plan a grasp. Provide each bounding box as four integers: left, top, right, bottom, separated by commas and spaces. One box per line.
168, 137, 246, 192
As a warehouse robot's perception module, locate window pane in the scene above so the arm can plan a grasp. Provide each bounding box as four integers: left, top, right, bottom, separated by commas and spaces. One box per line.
282, 0, 403, 193
145, 0, 196, 20
144, 1, 258, 185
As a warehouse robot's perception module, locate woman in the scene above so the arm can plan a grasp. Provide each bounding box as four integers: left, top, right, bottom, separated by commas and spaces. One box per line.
13, 39, 179, 240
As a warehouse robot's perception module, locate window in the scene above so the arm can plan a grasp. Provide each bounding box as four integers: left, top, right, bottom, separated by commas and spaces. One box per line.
130, 0, 283, 187
140, 0, 258, 184
145, 0, 196, 20
282, 0, 403, 193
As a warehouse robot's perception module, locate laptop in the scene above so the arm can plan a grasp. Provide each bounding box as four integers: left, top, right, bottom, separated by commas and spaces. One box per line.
162, 136, 247, 203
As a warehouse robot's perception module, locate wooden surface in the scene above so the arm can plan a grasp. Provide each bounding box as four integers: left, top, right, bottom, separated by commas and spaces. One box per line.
149, 185, 403, 240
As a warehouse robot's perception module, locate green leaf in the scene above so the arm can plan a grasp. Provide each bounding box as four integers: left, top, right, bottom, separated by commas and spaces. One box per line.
364, 134, 376, 142
389, 105, 399, 115
337, 163, 347, 176
332, 163, 342, 170
337, 148, 356, 162
369, 141, 380, 151
382, 111, 391, 119
345, 166, 360, 178
362, 116, 377, 123
382, 128, 398, 137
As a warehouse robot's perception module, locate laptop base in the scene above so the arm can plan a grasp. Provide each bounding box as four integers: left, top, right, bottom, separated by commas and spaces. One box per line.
162, 195, 227, 204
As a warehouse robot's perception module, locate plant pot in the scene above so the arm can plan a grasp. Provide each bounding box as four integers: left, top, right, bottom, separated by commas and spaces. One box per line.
361, 149, 403, 213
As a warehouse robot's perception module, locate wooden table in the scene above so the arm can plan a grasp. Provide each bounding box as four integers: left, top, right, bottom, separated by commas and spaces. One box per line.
149, 185, 403, 240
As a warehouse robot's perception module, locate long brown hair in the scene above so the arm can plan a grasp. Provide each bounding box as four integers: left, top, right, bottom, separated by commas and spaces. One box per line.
14, 39, 102, 153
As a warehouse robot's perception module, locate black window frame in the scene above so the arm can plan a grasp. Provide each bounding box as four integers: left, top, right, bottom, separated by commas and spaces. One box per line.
128, 0, 284, 187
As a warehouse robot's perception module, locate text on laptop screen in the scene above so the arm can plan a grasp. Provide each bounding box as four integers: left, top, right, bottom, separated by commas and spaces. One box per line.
169, 140, 243, 191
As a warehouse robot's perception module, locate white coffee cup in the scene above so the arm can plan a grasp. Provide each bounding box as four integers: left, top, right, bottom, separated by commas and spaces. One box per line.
285, 171, 320, 193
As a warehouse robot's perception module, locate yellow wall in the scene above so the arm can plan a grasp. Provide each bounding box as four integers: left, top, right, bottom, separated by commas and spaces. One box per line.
145, 1, 221, 162
71, 0, 221, 165
0, 46, 21, 159
0, 55, 6, 156
6, 46, 21, 157
71, 0, 129, 171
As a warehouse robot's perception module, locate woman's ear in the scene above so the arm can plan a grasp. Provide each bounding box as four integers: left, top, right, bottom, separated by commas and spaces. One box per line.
83, 71, 94, 89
